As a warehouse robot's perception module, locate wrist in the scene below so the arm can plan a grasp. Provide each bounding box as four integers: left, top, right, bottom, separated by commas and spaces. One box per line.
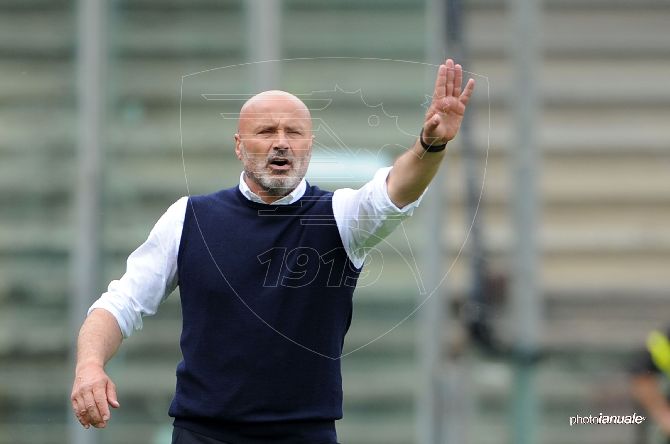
419, 128, 447, 152
75, 359, 104, 374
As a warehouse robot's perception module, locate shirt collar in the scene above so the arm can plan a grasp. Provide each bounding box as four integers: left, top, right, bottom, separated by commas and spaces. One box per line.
238, 172, 307, 205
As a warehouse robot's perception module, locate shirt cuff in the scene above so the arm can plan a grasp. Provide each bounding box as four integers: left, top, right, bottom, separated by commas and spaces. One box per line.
373, 166, 425, 215
88, 290, 141, 339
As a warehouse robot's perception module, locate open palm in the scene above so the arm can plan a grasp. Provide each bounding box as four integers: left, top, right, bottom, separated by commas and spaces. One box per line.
422, 58, 475, 146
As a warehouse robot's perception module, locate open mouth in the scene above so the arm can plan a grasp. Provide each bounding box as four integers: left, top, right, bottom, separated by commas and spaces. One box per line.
269, 158, 291, 170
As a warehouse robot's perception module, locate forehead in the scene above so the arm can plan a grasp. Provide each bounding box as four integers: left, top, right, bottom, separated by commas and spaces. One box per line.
240, 95, 311, 128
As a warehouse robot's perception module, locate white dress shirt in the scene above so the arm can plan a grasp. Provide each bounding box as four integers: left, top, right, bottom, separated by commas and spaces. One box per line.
89, 166, 423, 338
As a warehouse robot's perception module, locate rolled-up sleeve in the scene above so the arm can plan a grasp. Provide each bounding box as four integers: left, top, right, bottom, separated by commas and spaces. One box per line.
332, 166, 425, 269
88, 197, 188, 338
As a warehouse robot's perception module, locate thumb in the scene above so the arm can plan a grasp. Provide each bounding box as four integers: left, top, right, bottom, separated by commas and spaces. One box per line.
106, 381, 120, 409
424, 114, 440, 133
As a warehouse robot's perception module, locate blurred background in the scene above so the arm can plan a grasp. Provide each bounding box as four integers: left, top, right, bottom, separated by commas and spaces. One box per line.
1, 0, 669, 443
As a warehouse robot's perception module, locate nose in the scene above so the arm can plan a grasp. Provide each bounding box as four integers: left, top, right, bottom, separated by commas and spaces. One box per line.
273, 130, 290, 151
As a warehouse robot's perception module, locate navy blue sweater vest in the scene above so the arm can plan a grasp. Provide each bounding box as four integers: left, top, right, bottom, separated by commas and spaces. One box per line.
170, 184, 360, 443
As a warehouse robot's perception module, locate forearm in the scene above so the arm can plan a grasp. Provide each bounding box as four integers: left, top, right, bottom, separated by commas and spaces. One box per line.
386, 139, 446, 208
385, 58, 474, 208
631, 374, 670, 421
76, 308, 123, 371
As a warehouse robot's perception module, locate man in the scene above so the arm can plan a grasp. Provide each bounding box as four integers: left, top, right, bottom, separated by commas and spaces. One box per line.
631, 327, 670, 443
71, 59, 475, 443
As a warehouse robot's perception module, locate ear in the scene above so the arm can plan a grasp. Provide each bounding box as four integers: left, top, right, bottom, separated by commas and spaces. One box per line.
234, 133, 243, 161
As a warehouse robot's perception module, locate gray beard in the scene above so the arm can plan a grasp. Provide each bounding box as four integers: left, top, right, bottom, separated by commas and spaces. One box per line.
239, 142, 309, 199
244, 168, 302, 198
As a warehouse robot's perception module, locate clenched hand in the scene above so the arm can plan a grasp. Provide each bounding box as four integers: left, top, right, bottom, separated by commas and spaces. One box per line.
71, 363, 120, 429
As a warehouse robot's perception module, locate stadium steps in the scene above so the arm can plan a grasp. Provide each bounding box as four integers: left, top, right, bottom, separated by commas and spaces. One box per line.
1, 0, 670, 443
3, 286, 669, 361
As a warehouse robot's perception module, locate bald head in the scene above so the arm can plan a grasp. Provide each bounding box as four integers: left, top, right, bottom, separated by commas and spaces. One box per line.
238, 90, 312, 133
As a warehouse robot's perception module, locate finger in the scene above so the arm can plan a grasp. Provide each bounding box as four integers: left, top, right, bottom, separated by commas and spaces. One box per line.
75, 409, 90, 428
83, 390, 103, 427
460, 78, 476, 106
74, 411, 85, 427
72, 396, 90, 428
432, 64, 446, 101
71, 392, 89, 425
107, 380, 120, 409
445, 59, 455, 97
454, 64, 463, 97
93, 385, 110, 424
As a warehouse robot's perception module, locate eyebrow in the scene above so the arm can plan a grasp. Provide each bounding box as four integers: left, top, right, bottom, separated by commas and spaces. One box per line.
253, 123, 304, 133
284, 125, 304, 132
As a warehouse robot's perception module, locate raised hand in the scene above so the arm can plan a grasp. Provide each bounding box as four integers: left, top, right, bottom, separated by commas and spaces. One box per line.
422, 58, 475, 147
